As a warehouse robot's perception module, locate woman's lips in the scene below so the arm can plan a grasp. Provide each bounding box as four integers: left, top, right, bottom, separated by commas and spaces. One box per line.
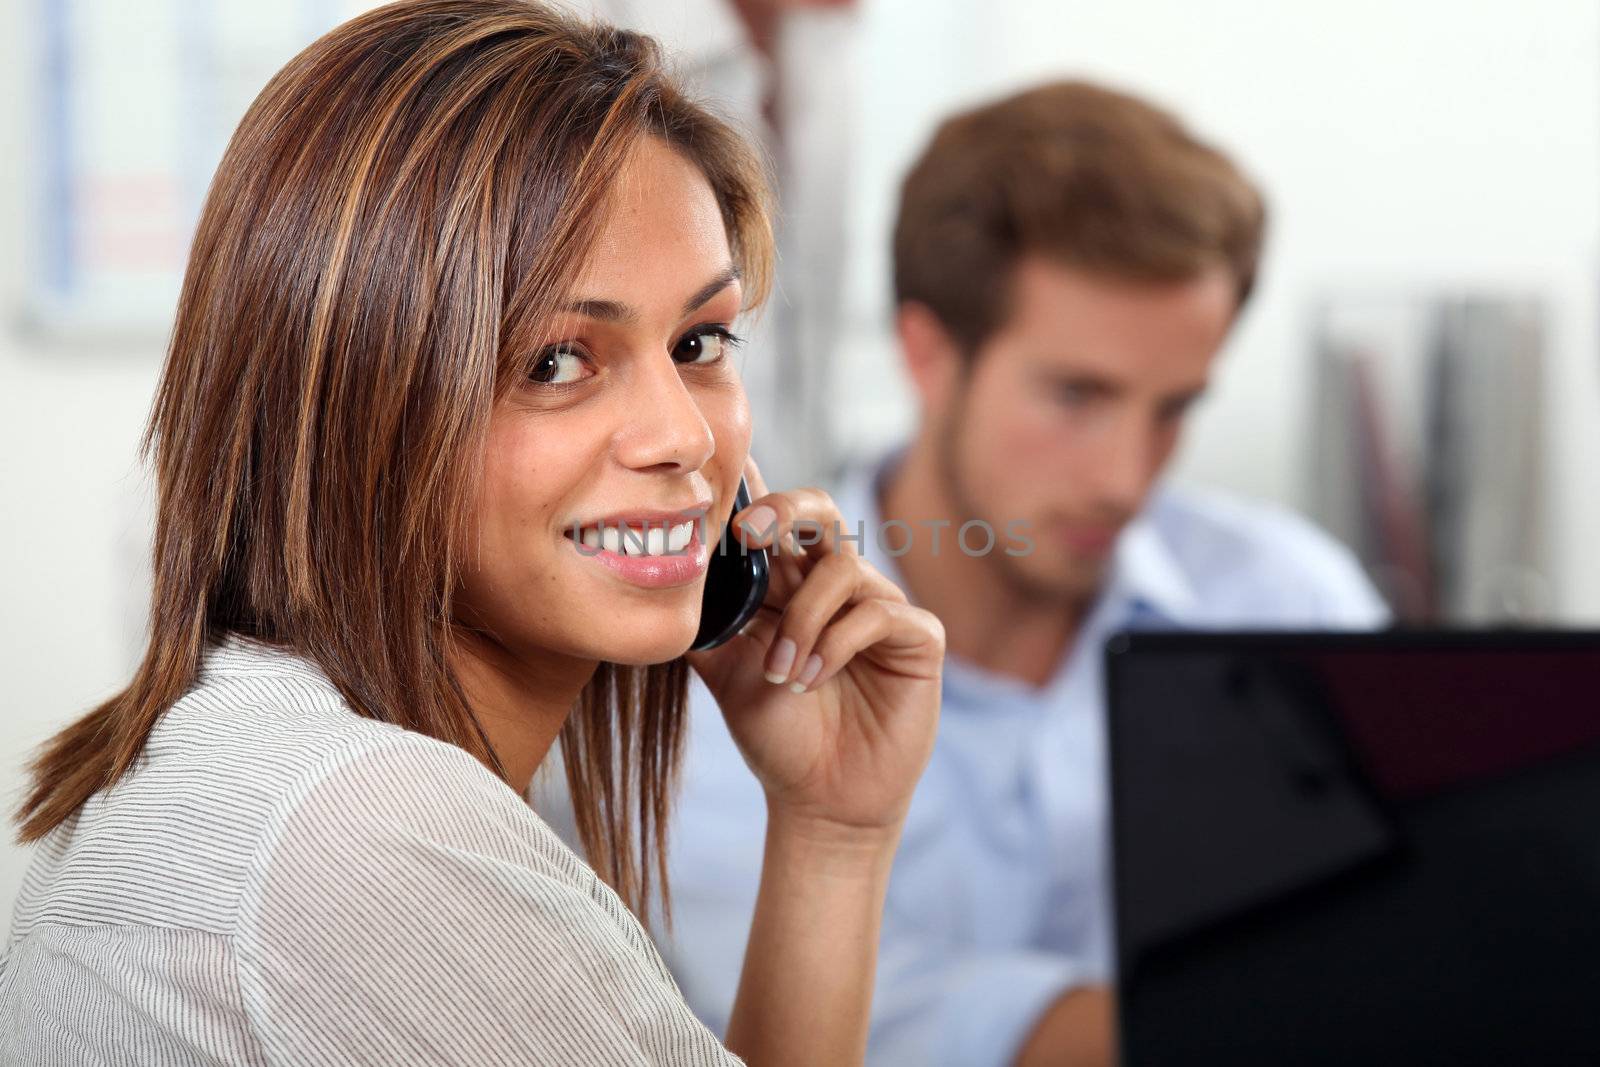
563, 519, 710, 589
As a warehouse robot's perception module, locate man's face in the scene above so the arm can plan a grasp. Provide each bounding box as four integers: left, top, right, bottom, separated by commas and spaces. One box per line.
936, 256, 1237, 604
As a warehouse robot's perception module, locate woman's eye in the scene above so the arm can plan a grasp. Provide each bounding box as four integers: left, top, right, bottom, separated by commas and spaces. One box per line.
672, 326, 743, 366
528, 343, 591, 386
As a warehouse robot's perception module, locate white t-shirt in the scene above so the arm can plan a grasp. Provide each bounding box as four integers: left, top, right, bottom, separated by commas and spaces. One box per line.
0, 633, 742, 1065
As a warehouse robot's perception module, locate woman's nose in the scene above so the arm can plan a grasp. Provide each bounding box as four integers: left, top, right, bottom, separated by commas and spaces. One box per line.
612, 353, 717, 474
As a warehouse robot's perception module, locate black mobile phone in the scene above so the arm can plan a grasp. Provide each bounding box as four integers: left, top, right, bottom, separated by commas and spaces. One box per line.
690, 475, 770, 651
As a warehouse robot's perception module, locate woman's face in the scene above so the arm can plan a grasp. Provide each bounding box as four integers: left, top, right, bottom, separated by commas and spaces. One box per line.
459, 135, 751, 667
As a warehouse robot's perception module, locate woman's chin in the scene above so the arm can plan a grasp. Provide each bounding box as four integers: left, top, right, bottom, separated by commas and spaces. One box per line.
603, 634, 700, 666
582, 609, 703, 666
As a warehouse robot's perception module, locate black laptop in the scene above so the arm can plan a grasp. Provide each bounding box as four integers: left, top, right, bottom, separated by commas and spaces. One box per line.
1104, 630, 1600, 1067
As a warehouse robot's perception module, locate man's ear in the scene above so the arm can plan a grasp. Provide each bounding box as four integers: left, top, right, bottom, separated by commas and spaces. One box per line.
895, 301, 965, 415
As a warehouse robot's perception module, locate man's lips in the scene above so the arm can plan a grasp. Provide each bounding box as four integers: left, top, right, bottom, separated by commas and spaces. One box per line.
1056, 523, 1122, 555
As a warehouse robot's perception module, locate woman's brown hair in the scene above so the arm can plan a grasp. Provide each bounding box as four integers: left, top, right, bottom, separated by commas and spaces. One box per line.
12, 0, 774, 923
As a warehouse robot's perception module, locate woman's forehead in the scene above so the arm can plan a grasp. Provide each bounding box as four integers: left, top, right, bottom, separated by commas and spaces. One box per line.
592, 138, 729, 251
562, 141, 735, 312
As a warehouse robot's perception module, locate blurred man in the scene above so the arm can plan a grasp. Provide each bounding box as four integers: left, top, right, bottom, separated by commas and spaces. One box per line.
548, 80, 1389, 1066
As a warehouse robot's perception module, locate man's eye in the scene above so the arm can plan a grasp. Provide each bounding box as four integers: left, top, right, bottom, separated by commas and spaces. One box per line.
1056, 384, 1096, 408
672, 326, 743, 366
528, 343, 591, 386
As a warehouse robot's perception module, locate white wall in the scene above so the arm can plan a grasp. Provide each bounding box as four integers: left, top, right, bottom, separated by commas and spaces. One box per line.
2, 0, 1598, 917
0, 0, 166, 910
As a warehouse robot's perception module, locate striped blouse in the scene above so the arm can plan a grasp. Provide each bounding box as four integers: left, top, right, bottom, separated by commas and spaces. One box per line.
0, 634, 743, 1065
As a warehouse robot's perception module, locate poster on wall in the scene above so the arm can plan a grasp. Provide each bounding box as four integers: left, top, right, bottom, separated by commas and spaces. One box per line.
24, 0, 380, 341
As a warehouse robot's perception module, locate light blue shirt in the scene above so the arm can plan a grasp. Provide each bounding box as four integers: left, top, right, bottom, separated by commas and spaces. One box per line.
648, 443, 1390, 1067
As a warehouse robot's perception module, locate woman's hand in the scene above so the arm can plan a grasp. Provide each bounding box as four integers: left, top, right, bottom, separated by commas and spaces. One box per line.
686, 455, 945, 844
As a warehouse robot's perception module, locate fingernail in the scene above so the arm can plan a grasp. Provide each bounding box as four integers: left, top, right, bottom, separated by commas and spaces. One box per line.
765, 636, 796, 683
790, 653, 823, 692
740, 505, 778, 540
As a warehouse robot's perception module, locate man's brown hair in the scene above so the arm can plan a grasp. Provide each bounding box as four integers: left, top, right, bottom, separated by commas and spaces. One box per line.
892, 79, 1266, 355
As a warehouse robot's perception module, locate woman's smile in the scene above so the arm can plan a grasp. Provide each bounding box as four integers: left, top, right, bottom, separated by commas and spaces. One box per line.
562, 512, 713, 589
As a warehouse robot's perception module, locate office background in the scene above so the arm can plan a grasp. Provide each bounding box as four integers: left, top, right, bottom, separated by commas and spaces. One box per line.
3, 0, 1598, 915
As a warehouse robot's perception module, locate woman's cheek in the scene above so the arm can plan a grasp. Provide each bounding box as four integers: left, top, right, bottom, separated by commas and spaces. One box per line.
707, 380, 752, 455
709, 404, 751, 509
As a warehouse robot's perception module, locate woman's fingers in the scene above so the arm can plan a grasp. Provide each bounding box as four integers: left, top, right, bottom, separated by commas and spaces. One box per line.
759, 552, 869, 688
730, 487, 803, 596
723, 454, 803, 589
762, 552, 912, 689
721, 468, 926, 687
794, 596, 945, 695
733, 484, 861, 563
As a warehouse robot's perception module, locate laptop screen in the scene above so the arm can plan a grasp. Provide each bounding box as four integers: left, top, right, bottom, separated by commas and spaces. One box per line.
1104, 631, 1600, 1066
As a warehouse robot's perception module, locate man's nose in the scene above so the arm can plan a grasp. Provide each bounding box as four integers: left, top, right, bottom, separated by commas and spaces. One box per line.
1087, 416, 1156, 514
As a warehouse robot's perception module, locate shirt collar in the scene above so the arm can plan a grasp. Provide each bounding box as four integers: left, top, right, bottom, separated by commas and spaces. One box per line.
195, 632, 345, 697
1100, 503, 1202, 626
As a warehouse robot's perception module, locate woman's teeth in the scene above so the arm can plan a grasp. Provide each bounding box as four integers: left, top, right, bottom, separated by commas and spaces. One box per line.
577, 520, 695, 556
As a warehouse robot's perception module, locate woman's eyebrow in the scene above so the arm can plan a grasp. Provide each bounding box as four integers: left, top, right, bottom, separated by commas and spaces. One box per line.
680, 265, 741, 316
560, 265, 741, 325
